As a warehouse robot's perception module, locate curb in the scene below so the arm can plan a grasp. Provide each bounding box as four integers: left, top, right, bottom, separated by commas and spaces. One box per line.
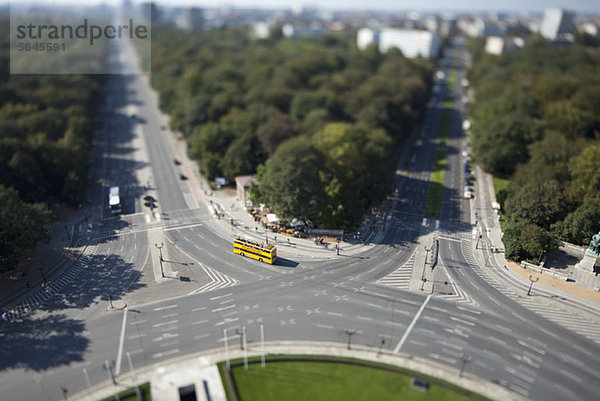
69, 341, 525, 401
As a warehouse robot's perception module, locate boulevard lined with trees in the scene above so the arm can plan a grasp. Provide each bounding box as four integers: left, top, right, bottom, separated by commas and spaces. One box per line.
0, 19, 103, 272
150, 27, 432, 230
467, 35, 600, 262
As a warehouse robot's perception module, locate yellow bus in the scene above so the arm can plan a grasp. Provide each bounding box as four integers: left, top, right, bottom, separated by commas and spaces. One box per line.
233, 237, 277, 264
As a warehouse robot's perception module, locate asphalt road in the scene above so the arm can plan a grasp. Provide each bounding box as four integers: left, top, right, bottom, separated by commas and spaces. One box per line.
0, 36, 599, 401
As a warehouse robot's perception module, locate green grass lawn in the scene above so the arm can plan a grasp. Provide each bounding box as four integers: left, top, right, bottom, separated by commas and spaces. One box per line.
493, 176, 510, 195
226, 359, 485, 401
424, 106, 452, 219
448, 67, 458, 92
100, 382, 151, 401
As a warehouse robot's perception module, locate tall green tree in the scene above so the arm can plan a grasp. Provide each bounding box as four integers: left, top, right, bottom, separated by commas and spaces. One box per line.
258, 137, 327, 224
0, 186, 53, 273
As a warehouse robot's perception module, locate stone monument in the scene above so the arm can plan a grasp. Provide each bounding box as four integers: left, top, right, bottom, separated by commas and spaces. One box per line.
575, 232, 600, 272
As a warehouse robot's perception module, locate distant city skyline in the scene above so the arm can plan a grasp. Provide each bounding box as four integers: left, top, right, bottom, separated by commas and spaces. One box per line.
4, 0, 600, 14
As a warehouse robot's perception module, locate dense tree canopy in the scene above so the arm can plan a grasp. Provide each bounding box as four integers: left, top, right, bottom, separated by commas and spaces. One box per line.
0, 18, 103, 271
151, 27, 432, 229
467, 38, 600, 260
0, 186, 53, 272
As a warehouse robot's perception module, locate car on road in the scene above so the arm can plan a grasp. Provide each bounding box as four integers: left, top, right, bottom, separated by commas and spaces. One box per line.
464, 185, 475, 199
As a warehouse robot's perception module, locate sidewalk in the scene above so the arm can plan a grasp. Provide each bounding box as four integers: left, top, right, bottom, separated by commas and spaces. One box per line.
473, 164, 600, 311
0, 204, 92, 312
69, 341, 524, 401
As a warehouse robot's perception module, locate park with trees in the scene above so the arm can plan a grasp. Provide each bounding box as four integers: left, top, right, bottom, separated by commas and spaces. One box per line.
150, 27, 432, 230
467, 34, 600, 262
0, 19, 104, 272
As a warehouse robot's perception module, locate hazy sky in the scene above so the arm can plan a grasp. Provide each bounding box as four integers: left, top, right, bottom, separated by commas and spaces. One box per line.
4, 0, 600, 13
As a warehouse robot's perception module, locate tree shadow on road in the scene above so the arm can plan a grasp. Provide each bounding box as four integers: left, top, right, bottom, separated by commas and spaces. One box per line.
31, 252, 146, 314
0, 313, 88, 371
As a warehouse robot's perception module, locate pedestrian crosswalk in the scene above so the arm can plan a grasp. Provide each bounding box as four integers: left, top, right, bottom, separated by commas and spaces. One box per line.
459, 239, 600, 345
3, 243, 98, 321
376, 252, 415, 289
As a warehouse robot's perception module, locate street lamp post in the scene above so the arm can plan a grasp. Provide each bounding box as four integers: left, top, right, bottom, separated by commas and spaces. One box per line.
421, 246, 429, 283
345, 328, 356, 350
38, 265, 46, 287
260, 324, 266, 368
103, 360, 117, 386
223, 329, 231, 371
242, 326, 248, 370
235, 328, 244, 350
155, 243, 164, 278
378, 338, 385, 355
459, 352, 471, 377
527, 275, 540, 296
126, 352, 141, 401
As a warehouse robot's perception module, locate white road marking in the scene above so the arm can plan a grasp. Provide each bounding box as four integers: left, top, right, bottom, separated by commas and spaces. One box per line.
394, 295, 431, 354
153, 320, 178, 328
428, 353, 456, 365
152, 333, 178, 342
559, 369, 583, 384
495, 324, 512, 334
222, 311, 237, 317
456, 305, 481, 315
488, 336, 506, 346
326, 312, 343, 317
554, 383, 577, 398
212, 304, 235, 313
193, 333, 210, 340
115, 308, 128, 375
317, 324, 333, 329
215, 317, 239, 326
449, 316, 475, 326
192, 307, 207, 312
216, 335, 238, 343
517, 339, 546, 355
509, 384, 530, 397
504, 366, 534, 384
128, 333, 146, 340
151, 349, 179, 359
356, 316, 373, 321
192, 319, 209, 326
211, 293, 233, 301
153, 304, 178, 311
160, 325, 178, 332
162, 313, 178, 319
511, 311, 527, 322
